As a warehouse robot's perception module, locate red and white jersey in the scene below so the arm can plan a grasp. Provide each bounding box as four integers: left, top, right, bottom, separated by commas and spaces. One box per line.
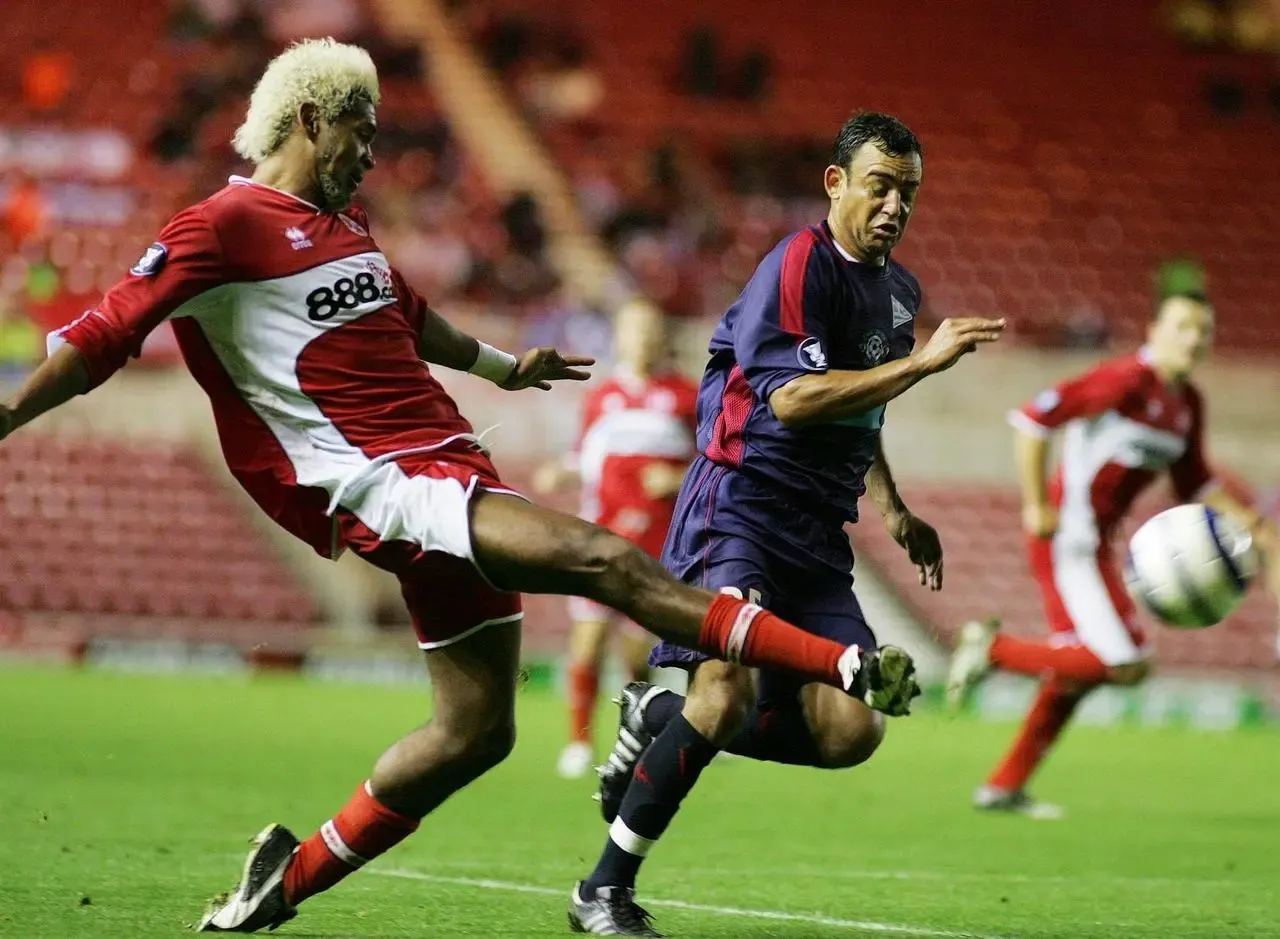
1009, 350, 1216, 548
573, 369, 698, 557
50, 177, 493, 558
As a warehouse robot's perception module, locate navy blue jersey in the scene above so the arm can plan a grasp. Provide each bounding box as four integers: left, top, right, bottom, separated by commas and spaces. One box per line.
695, 221, 920, 523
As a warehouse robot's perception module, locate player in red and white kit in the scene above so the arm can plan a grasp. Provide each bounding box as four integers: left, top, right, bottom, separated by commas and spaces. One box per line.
0, 40, 922, 932
946, 292, 1279, 818
533, 299, 697, 778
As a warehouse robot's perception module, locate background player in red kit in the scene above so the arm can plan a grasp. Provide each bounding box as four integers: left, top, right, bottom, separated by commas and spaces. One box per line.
534, 298, 698, 779
0, 39, 923, 933
947, 292, 1280, 819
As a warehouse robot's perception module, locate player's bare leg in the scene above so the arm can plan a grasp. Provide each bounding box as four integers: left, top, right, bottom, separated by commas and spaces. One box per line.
198, 622, 521, 932
561, 616, 610, 779
470, 492, 918, 709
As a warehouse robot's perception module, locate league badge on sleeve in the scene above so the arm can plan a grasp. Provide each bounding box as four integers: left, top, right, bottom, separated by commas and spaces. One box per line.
130, 243, 168, 277
1032, 388, 1061, 414
798, 336, 828, 371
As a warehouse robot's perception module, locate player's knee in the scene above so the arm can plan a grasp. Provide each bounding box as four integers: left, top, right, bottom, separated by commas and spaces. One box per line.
1107, 660, 1151, 686
817, 710, 885, 769
445, 715, 517, 770
685, 664, 753, 745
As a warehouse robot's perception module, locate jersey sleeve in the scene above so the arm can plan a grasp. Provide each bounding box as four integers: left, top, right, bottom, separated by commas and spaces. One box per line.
48, 206, 224, 390
390, 267, 429, 336
733, 232, 833, 405
1170, 387, 1216, 502
1008, 359, 1138, 438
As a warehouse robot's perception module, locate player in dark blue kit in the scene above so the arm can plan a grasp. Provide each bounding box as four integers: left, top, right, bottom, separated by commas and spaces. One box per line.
567, 112, 1007, 936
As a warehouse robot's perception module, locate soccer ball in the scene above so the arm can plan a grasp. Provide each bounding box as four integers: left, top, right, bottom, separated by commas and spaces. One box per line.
1124, 503, 1259, 629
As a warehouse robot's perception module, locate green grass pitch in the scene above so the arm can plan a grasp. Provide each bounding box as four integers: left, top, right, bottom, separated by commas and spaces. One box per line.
1, 665, 1277, 938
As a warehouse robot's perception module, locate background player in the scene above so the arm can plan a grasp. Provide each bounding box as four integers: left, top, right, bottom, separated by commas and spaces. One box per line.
0, 41, 927, 934
568, 112, 1007, 936
533, 298, 697, 779
947, 292, 1280, 819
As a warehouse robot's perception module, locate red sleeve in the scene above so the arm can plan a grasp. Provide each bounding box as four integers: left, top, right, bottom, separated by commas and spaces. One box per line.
1008, 358, 1139, 437
389, 267, 428, 335
49, 206, 224, 389
1170, 386, 1216, 502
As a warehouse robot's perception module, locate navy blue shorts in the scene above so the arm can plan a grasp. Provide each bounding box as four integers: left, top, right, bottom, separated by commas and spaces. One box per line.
649, 459, 876, 707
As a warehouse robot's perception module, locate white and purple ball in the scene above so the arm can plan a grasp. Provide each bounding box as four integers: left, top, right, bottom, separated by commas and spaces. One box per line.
1124, 503, 1258, 629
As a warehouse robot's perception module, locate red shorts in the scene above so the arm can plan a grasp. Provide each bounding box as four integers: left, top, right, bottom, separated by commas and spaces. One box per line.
1026, 535, 1147, 666
335, 454, 523, 650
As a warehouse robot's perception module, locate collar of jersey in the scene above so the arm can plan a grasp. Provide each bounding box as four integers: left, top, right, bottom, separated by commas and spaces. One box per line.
228, 175, 322, 213
821, 221, 889, 271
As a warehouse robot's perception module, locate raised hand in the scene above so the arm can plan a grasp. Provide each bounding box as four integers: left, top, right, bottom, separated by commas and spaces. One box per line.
915, 317, 1006, 374
501, 348, 595, 391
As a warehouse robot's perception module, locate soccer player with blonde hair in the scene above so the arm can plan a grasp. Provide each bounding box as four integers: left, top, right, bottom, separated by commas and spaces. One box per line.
0, 40, 921, 933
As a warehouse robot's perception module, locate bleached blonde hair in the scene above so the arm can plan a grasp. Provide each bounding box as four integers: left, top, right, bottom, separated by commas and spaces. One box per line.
232, 38, 380, 163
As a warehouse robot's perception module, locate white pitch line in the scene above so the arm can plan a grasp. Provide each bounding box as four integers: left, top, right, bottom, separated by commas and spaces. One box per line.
369, 867, 1010, 939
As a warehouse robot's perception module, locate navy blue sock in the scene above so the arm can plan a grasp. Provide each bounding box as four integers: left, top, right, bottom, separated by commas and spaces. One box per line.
641, 691, 822, 767
584, 714, 718, 891
724, 702, 823, 766
641, 689, 685, 734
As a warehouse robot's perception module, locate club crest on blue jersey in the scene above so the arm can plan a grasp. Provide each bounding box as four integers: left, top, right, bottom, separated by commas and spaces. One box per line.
860, 330, 889, 366
130, 243, 168, 276
797, 336, 827, 371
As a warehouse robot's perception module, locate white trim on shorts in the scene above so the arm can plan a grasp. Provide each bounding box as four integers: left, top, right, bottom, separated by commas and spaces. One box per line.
417, 612, 525, 651
1050, 537, 1146, 666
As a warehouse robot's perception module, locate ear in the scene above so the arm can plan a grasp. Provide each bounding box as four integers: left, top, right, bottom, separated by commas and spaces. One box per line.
824, 164, 845, 200
298, 102, 320, 142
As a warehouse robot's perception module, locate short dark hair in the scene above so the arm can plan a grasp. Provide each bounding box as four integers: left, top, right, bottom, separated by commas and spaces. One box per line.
832, 111, 922, 169
1155, 290, 1212, 321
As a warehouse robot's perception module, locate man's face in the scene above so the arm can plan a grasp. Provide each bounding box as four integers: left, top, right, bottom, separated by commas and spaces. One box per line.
615, 301, 666, 372
825, 142, 922, 262
313, 98, 377, 210
1148, 295, 1214, 378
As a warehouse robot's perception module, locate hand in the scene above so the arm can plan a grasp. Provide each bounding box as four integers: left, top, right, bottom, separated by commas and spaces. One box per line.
915, 317, 1006, 374
501, 348, 594, 391
640, 462, 685, 500
1022, 502, 1058, 539
886, 510, 943, 590
0, 404, 13, 442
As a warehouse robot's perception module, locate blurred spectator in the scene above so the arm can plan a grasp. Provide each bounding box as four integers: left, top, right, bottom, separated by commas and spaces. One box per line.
733, 46, 773, 103
3, 176, 46, 245
0, 295, 41, 377
680, 26, 721, 98
1155, 256, 1208, 299
22, 46, 73, 112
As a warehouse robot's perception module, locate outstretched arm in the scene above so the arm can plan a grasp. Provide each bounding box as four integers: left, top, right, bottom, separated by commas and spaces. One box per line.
406, 284, 593, 391
0, 345, 91, 441
768, 317, 1004, 427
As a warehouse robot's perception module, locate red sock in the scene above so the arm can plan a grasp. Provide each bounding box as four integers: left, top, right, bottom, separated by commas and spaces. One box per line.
988, 680, 1087, 790
989, 634, 1108, 684
568, 661, 599, 744
697, 594, 846, 686
284, 782, 419, 905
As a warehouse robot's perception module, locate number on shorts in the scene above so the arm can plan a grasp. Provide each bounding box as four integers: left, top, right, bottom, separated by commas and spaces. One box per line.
718, 585, 762, 605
